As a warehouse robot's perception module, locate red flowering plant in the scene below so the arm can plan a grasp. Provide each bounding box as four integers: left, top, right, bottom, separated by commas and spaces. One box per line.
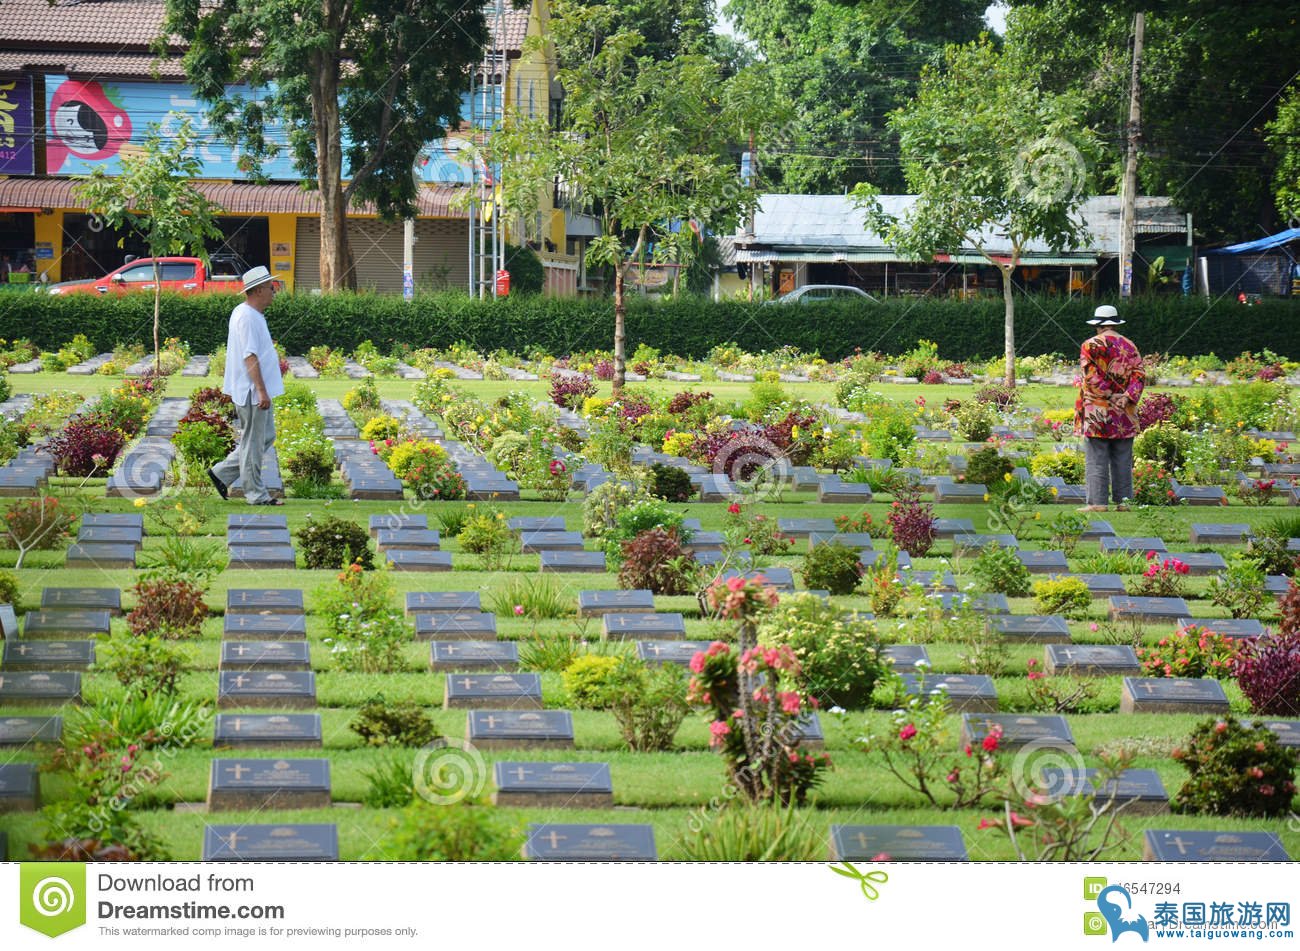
1136, 624, 1244, 680
721, 500, 792, 556
42, 740, 169, 860
1134, 552, 1190, 598
1172, 717, 1298, 818
976, 750, 1137, 861
1024, 658, 1098, 713
857, 669, 1002, 808
1132, 461, 1177, 506
688, 577, 831, 805
1237, 478, 1278, 506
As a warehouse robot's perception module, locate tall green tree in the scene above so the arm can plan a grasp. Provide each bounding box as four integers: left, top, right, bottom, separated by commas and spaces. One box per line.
482, 1, 782, 392
854, 39, 1099, 386
1265, 81, 1300, 224
75, 118, 223, 374
726, 0, 987, 194
160, 0, 488, 290
1005, 0, 1300, 239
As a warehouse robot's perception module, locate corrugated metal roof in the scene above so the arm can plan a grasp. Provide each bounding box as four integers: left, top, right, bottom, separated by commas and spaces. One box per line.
0, 177, 469, 218
745, 194, 1187, 257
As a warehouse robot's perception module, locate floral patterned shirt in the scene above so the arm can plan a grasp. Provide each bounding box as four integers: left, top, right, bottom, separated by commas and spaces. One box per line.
1074, 331, 1145, 439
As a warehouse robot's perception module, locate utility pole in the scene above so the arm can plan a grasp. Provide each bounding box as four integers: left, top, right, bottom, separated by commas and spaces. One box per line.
1119, 11, 1144, 299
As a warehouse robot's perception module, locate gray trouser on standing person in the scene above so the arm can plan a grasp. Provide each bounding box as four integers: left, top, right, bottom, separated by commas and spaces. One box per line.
1085, 437, 1134, 506
211, 401, 276, 504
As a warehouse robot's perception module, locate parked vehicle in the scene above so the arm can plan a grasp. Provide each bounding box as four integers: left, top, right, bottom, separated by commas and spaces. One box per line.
44, 253, 252, 296
768, 284, 880, 305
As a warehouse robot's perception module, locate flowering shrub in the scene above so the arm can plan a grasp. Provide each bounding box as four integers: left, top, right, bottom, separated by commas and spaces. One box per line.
833, 511, 888, 539
2, 496, 75, 551
1132, 461, 1176, 506
758, 593, 886, 709
548, 372, 597, 410
126, 577, 208, 639
1172, 717, 1297, 818
92, 390, 153, 437
173, 416, 235, 468
1136, 625, 1243, 679
1237, 478, 1278, 506
1133, 552, 1190, 597
722, 500, 792, 555
954, 401, 997, 442
1029, 448, 1085, 484
1134, 423, 1190, 473
688, 640, 830, 806
974, 382, 1019, 409
1233, 631, 1300, 716
618, 527, 698, 595
1024, 658, 1098, 713
888, 486, 936, 557
317, 562, 407, 673
859, 671, 1003, 808
45, 417, 127, 476
360, 414, 402, 442
972, 543, 1031, 597
298, 515, 374, 570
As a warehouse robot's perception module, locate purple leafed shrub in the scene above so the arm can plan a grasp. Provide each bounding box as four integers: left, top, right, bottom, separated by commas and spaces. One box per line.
888, 486, 936, 557
1234, 632, 1300, 716
548, 372, 597, 410
974, 382, 1019, 409
1137, 391, 1180, 430
592, 359, 615, 381
44, 418, 127, 476
922, 370, 945, 385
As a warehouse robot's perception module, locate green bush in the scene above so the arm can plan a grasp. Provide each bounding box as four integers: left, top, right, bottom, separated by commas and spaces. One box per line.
503, 243, 545, 295
297, 516, 374, 570
964, 446, 1013, 488
561, 654, 622, 709
648, 462, 694, 502
597, 656, 690, 752
800, 542, 863, 596
98, 632, 188, 698
1172, 717, 1298, 818
350, 698, 441, 747
1032, 576, 1093, 619
971, 544, 1031, 597
386, 804, 520, 861
676, 804, 822, 860
1134, 423, 1191, 472
953, 400, 996, 441
1029, 448, 1086, 484
758, 593, 886, 709
0, 568, 20, 608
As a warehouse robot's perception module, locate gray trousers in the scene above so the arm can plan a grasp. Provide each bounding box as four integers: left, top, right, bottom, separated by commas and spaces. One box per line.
1084, 437, 1134, 506
211, 400, 276, 504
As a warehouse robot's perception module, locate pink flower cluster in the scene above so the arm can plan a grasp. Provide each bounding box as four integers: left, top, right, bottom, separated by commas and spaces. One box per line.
740, 644, 798, 675
1143, 552, 1189, 577
705, 574, 780, 620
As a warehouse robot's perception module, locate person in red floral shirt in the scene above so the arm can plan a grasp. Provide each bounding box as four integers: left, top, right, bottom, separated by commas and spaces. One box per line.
1074, 305, 1145, 512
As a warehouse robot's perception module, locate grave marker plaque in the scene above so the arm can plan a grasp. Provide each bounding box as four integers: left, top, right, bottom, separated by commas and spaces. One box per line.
636, 641, 709, 666
22, 609, 111, 638
226, 589, 305, 615
429, 641, 520, 672
41, 587, 122, 615
0, 763, 39, 812
227, 545, 297, 570
540, 551, 606, 573
601, 613, 686, 639
523, 823, 656, 861
203, 824, 339, 861
369, 514, 428, 537
494, 762, 613, 808
988, 615, 1071, 643
1041, 768, 1169, 816
65, 542, 137, 568
414, 612, 498, 640
385, 549, 453, 571
898, 673, 997, 712
577, 590, 655, 617
1176, 617, 1266, 639
0, 716, 62, 746
959, 714, 1075, 751
217, 671, 317, 709
881, 645, 930, 670
222, 613, 307, 640
467, 710, 575, 750
829, 825, 967, 862
0, 672, 81, 705
405, 592, 483, 615
444, 673, 542, 710
2, 640, 94, 671
1142, 830, 1289, 862
1044, 644, 1140, 677
219, 641, 311, 672
1119, 677, 1230, 714
213, 714, 323, 749
207, 758, 331, 811
1108, 596, 1191, 622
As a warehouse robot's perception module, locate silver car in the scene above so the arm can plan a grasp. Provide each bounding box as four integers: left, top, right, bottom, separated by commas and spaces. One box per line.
770, 284, 879, 304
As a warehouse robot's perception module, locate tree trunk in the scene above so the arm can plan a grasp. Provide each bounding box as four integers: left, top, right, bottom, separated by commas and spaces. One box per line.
613, 262, 627, 397
310, 47, 355, 291
1001, 263, 1016, 388
153, 259, 162, 375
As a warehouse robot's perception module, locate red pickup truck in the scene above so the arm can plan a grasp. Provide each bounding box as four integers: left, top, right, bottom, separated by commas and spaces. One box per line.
45, 256, 249, 296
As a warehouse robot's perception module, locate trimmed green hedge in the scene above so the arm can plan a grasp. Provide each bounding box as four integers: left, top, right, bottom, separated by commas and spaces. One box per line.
1, 291, 1296, 360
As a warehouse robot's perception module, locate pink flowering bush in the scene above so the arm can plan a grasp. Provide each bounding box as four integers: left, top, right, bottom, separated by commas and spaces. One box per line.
1172, 717, 1297, 818
1136, 624, 1244, 680
858, 671, 1003, 809
1133, 552, 1190, 598
688, 575, 830, 805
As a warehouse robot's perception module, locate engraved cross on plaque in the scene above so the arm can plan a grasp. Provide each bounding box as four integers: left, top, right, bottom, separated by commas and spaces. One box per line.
225, 764, 251, 780
221, 831, 243, 850
457, 678, 477, 690
230, 674, 250, 689
511, 766, 532, 782
543, 831, 566, 849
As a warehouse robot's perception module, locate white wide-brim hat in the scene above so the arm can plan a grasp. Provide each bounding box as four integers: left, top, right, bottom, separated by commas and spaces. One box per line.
1087, 304, 1125, 326
242, 266, 275, 293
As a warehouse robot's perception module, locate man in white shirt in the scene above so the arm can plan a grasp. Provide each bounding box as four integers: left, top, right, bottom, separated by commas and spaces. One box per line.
209, 266, 285, 505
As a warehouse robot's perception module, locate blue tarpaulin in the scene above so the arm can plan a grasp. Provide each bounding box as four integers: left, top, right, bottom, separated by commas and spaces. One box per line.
1204, 228, 1300, 255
